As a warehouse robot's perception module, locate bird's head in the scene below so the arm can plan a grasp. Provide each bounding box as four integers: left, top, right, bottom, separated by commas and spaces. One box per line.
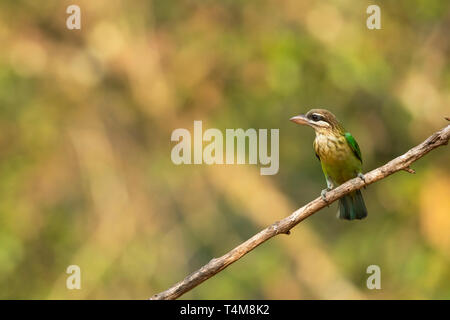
290, 109, 343, 135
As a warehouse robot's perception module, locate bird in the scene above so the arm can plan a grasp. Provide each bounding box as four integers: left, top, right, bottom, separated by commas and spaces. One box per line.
290, 109, 367, 220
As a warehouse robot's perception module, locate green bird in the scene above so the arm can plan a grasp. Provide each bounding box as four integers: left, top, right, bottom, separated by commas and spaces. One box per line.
290, 109, 367, 220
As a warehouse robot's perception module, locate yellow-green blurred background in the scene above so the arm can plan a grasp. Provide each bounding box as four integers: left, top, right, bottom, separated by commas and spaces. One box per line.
0, 0, 449, 299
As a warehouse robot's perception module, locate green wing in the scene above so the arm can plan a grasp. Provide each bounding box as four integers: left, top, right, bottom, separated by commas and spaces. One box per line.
344, 132, 362, 163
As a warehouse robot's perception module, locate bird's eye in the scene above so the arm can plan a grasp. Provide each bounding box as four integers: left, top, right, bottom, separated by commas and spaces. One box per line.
310, 114, 322, 122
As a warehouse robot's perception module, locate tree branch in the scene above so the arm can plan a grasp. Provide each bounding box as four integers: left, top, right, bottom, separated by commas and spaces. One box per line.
150, 123, 450, 300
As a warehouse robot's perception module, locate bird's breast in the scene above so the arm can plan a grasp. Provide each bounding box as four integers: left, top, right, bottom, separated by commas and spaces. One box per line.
313, 134, 348, 163
313, 133, 362, 184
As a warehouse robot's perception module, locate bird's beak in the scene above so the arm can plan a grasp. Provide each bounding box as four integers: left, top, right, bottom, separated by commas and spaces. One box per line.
289, 114, 309, 126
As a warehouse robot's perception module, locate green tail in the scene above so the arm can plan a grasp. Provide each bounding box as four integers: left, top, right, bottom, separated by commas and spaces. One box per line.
338, 189, 367, 220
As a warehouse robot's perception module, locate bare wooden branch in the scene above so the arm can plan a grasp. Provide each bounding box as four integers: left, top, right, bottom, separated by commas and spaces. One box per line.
150, 124, 450, 300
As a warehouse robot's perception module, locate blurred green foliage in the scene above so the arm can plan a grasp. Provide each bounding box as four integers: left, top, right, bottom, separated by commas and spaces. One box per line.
0, 0, 448, 299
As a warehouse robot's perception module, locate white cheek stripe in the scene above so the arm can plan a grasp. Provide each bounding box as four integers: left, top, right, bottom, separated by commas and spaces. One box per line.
316, 120, 330, 127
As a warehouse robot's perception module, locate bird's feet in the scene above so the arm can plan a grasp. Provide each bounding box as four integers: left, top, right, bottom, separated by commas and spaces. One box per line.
358, 172, 366, 189
321, 187, 332, 204
357, 172, 366, 182
357, 172, 366, 189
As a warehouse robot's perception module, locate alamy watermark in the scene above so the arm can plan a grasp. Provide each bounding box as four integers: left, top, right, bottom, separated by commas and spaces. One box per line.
171, 121, 279, 175
66, 5, 81, 30
66, 265, 81, 290
366, 5, 381, 30
366, 264, 381, 289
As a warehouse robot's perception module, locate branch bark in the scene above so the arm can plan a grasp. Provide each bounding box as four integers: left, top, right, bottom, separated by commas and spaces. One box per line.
150, 123, 450, 300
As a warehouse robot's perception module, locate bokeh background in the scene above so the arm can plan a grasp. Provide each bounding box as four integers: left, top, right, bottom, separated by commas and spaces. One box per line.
0, 0, 449, 299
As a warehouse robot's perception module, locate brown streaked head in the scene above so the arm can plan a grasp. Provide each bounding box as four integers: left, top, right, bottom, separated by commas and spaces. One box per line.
290, 109, 343, 133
